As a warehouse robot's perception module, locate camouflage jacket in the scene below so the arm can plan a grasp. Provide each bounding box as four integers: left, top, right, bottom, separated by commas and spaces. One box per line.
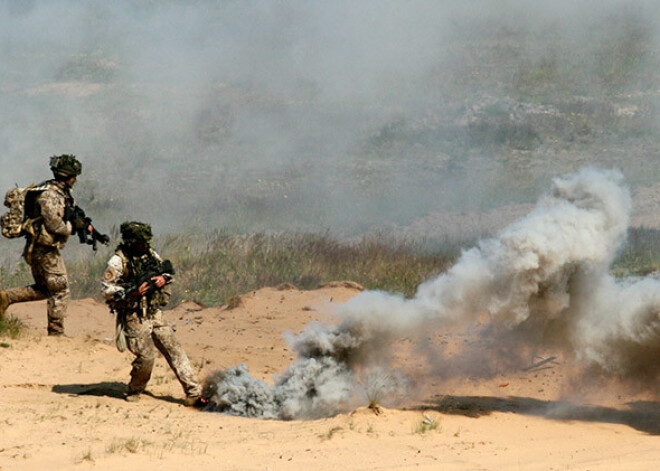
29, 179, 74, 249
101, 246, 172, 317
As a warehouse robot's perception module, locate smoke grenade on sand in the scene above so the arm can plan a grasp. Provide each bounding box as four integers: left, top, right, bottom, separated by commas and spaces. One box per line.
204, 166, 660, 419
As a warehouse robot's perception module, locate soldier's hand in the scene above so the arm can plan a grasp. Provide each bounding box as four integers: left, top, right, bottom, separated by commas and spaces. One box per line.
151, 275, 167, 288
138, 281, 150, 295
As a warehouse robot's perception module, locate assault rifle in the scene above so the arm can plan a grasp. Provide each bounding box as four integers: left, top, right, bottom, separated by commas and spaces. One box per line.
64, 205, 110, 251
113, 259, 175, 302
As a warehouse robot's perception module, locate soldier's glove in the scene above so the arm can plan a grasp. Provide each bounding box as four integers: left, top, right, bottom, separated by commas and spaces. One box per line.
71, 217, 87, 233
64, 206, 86, 234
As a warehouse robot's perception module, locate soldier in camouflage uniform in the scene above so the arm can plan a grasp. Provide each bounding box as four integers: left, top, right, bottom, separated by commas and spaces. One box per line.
101, 221, 203, 406
0, 155, 89, 336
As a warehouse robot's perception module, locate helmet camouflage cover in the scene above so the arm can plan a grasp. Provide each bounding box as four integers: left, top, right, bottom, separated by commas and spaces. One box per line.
50, 154, 82, 177
120, 221, 152, 243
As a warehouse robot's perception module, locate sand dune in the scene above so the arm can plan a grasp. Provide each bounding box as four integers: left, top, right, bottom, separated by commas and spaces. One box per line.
1, 284, 659, 470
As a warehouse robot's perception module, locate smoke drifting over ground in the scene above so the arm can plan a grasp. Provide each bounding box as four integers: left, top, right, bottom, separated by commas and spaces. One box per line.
205, 167, 660, 419
3, 1, 660, 237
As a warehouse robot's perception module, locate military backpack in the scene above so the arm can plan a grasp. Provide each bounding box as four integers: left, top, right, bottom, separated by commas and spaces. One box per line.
0, 184, 49, 239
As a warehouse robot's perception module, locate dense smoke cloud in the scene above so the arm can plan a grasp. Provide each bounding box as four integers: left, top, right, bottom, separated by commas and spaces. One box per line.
205, 167, 660, 419
2, 1, 660, 236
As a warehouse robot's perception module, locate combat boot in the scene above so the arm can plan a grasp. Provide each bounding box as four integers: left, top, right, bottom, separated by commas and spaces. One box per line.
0, 290, 10, 318
125, 393, 141, 403
184, 395, 207, 408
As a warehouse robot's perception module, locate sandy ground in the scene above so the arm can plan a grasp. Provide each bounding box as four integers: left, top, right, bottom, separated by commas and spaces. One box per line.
2, 284, 660, 471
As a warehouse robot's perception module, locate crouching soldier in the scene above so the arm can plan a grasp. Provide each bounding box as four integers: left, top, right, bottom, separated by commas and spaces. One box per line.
101, 221, 203, 407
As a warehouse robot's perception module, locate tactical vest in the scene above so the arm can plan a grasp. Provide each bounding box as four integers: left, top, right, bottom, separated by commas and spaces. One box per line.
115, 247, 170, 317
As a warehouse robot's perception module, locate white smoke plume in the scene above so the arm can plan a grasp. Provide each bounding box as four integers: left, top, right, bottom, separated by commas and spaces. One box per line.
205, 166, 660, 419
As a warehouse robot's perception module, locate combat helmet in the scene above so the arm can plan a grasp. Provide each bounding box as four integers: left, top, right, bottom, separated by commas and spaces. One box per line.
50, 154, 82, 178
120, 221, 153, 243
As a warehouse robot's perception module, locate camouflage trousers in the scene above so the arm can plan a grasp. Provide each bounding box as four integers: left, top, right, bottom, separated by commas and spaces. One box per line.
123, 309, 202, 397
5, 245, 69, 335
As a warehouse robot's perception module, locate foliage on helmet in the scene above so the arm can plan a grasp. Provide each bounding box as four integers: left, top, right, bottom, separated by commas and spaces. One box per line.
50, 154, 82, 177
120, 221, 153, 243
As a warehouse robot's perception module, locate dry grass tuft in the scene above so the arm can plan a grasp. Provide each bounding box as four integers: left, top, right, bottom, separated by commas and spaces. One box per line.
225, 294, 243, 310
413, 414, 440, 434
319, 426, 343, 441
318, 280, 365, 291
0, 315, 26, 339
276, 282, 297, 291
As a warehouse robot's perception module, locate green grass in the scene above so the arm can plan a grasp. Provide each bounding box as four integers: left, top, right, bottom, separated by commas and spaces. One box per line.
0, 262, 33, 292
0, 225, 657, 312
0, 232, 459, 309
0, 315, 25, 339
153, 232, 459, 307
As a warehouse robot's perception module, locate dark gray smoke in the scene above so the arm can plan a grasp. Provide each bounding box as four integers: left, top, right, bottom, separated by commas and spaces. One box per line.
204, 324, 364, 419
205, 167, 660, 419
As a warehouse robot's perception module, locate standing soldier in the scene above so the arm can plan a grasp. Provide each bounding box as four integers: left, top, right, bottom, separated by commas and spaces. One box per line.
101, 221, 203, 406
0, 154, 92, 336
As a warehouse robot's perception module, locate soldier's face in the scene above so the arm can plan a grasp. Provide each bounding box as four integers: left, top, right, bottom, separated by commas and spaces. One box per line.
127, 239, 149, 255
64, 176, 77, 188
